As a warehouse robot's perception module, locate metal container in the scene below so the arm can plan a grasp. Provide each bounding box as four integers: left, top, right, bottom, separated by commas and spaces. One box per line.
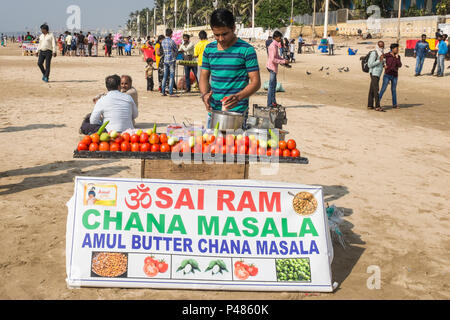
244, 128, 289, 141
210, 109, 244, 131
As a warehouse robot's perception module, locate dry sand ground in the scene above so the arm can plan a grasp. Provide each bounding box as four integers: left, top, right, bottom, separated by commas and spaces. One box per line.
0, 37, 449, 300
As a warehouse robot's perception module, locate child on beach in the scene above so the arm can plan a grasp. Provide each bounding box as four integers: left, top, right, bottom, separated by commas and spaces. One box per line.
145, 58, 155, 91
289, 39, 296, 63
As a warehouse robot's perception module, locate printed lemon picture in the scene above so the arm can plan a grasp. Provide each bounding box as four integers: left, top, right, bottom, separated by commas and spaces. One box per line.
84, 183, 117, 206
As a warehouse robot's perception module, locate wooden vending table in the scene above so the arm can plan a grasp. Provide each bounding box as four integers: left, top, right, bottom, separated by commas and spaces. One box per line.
73, 151, 309, 180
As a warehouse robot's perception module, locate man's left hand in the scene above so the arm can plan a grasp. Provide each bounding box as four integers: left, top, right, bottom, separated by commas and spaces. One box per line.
222, 94, 241, 110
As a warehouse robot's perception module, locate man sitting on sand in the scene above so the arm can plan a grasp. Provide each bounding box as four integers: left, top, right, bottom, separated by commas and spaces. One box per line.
80, 75, 138, 134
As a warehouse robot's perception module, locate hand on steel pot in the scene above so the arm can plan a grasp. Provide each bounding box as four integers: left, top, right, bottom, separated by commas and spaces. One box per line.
222, 94, 241, 110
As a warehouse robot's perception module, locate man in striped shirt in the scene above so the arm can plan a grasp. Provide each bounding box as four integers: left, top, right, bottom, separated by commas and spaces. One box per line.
199, 9, 261, 126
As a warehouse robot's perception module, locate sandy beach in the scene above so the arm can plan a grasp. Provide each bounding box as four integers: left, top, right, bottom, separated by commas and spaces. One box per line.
0, 37, 449, 300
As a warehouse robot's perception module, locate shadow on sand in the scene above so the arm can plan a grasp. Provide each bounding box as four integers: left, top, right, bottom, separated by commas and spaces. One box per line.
0, 124, 67, 133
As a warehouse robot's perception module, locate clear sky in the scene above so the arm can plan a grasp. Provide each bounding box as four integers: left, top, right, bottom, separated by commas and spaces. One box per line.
0, 0, 155, 34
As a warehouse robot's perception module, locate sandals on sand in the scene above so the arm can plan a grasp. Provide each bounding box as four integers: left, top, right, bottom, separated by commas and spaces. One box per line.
374, 107, 386, 112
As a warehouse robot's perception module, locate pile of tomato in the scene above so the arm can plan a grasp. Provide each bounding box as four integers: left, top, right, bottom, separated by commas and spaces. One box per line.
77, 131, 301, 158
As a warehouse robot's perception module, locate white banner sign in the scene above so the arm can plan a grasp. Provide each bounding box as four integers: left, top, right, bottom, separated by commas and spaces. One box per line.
66, 177, 334, 292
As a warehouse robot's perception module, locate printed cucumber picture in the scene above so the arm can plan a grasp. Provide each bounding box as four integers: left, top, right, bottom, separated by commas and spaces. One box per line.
276, 258, 311, 282
204, 259, 229, 275
176, 258, 201, 275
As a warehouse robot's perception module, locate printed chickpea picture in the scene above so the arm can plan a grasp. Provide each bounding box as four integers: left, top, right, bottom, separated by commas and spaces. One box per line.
290, 191, 318, 216
91, 252, 128, 278
83, 183, 117, 206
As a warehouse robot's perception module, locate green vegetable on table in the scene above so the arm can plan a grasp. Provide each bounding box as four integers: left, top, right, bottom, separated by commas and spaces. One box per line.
97, 120, 110, 136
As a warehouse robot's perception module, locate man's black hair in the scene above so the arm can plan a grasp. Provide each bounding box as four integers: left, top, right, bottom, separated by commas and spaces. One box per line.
210, 9, 235, 29
390, 43, 399, 50
198, 30, 207, 40
273, 31, 282, 39
40, 24, 49, 31
146, 57, 153, 63
165, 28, 173, 37
105, 75, 121, 91
421, 34, 426, 37
183, 34, 190, 40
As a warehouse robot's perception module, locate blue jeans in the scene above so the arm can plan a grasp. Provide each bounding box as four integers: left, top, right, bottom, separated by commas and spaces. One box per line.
184, 65, 198, 91
415, 55, 425, 75
267, 69, 277, 107
437, 54, 445, 76
379, 74, 398, 106
162, 61, 176, 94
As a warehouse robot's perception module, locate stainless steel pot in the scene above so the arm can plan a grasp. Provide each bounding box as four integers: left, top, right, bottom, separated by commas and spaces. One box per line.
210, 110, 244, 131
244, 128, 289, 141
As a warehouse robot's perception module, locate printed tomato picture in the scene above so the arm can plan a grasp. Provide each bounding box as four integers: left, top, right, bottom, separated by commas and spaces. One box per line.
233, 260, 259, 280
143, 256, 169, 278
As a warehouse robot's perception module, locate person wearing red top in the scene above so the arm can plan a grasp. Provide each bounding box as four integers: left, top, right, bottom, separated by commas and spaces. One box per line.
379, 43, 402, 109
266, 31, 288, 108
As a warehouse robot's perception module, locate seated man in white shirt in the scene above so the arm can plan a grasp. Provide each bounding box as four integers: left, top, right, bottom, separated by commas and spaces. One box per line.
84, 75, 138, 134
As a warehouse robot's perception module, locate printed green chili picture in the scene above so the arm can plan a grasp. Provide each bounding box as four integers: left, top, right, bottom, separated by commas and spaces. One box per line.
276, 258, 311, 282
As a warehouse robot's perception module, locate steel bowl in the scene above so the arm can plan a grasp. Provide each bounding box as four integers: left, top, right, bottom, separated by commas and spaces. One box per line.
210, 109, 244, 131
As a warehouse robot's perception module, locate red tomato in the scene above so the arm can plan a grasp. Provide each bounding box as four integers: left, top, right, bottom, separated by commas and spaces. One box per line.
143, 263, 159, 277
203, 144, 210, 154
81, 135, 92, 145
247, 265, 258, 277
234, 266, 250, 280
210, 144, 218, 155
144, 256, 157, 265
226, 135, 235, 147
257, 147, 266, 156
266, 148, 273, 156
291, 149, 300, 158
234, 261, 244, 269
77, 142, 88, 151
230, 145, 237, 155
195, 136, 203, 147
248, 146, 257, 155
114, 136, 123, 144
149, 133, 160, 145
90, 133, 100, 144
130, 134, 140, 144
171, 143, 181, 153
287, 139, 297, 150
131, 143, 140, 152
159, 133, 168, 144
121, 141, 131, 152
151, 144, 160, 152
244, 136, 250, 148
238, 145, 248, 155
140, 133, 149, 144
157, 261, 169, 273
121, 132, 131, 142
160, 143, 170, 153
221, 145, 227, 154
110, 142, 120, 152
250, 140, 258, 150
180, 141, 190, 153
279, 140, 287, 150
274, 148, 281, 157
194, 144, 202, 154
89, 143, 99, 152
216, 136, 224, 146
283, 149, 291, 157
140, 143, 151, 152
99, 142, 110, 152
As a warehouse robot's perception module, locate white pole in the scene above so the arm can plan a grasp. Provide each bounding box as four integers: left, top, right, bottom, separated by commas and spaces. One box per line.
147, 10, 149, 37
154, 7, 156, 37
252, 0, 255, 40
137, 14, 140, 38
187, 0, 190, 33
323, 0, 329, 38
397, 0, 402, 43
175, 0, 177, 30
290, 0, 294, 26
163, 3, 166, 27
312, 0, 316, 38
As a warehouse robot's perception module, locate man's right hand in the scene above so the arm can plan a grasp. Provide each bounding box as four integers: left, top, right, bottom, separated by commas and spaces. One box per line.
202, 91, 212, 111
